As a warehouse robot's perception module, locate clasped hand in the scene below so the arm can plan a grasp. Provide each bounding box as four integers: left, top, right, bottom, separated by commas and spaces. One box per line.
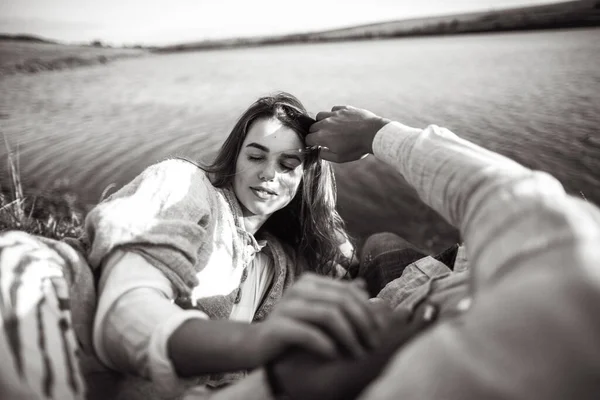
250, 273, 437, 400
250, 273, 389, 362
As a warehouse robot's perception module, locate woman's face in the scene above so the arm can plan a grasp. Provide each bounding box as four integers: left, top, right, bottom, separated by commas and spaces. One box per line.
233, 117, 305, 218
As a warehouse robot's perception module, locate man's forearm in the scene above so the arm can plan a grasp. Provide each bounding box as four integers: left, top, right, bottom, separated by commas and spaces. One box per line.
361, 122, 600, 399
372, 122, 528, 232
372, 122, 573, 283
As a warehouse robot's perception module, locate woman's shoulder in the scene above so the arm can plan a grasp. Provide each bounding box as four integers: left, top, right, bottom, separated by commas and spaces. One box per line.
132, 157, 216, 197
145, 157, 211, 182
91, 158, 217, 221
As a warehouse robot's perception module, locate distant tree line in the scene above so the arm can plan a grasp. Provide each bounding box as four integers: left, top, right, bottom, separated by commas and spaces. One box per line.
156, 0, 600, 53
0, 34, 56, 44
89, 40, 147, 50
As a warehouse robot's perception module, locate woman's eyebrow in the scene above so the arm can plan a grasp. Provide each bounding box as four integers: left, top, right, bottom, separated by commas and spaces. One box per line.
246, 143, 269, 152
246, 142, 304, 162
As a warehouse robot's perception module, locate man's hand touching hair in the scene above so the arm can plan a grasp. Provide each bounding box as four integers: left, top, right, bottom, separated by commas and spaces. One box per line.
306, 106, 391, 163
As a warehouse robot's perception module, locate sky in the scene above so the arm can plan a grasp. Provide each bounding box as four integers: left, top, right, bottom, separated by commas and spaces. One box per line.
0, 0, 568, 46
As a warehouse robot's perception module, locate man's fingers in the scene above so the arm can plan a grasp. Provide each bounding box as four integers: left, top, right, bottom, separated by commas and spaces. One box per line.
368, 300, 393, 331
410, 303, 438, 328
391, 307, 412, 324
297, 280, 380, 351
323, 307, 366, 358
305, 132, 318, 145
386, 303, 438, 348
316, 111, 334, 121
285, 277, 375, 357
293, 304, 365, 358
340, 297, 382, 350
303, 140, 367, 163
317, 148, 339, 162
345, 279, 385, 333
331, 105, 348, 112
282, 319, 339, 360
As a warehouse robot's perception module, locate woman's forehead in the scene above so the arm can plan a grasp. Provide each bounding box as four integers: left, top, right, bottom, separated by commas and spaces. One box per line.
244, 118, 303, 152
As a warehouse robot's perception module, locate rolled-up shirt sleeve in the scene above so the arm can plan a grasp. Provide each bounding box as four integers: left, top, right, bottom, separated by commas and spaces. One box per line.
358, 122, 600, 399
94, 250, 209, 396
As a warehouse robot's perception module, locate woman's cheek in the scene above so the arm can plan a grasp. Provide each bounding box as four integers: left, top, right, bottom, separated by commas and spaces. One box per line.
280, 173, 302, 199
237, 160, 257, 179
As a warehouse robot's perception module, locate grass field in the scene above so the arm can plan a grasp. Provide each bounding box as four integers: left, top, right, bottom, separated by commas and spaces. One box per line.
0, 40, 146, 75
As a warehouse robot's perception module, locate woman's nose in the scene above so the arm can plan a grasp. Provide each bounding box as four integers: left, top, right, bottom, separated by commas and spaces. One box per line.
258, 162, 276, 181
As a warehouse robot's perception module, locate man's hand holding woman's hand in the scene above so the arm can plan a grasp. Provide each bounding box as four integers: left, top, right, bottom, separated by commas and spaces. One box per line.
168, 273, 391, 377
306, 106, 391, 163
248, 273, 391, 364
269, 302, 438, 400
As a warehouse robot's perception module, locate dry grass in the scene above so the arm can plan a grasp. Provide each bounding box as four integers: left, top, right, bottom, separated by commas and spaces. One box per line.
0, 137, 85, 239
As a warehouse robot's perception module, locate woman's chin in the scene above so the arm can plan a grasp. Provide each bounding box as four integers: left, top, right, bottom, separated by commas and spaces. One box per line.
241, 203, 274, 218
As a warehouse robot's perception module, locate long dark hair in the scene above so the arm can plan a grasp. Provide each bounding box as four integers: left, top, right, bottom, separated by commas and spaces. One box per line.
205, 92, 351, 276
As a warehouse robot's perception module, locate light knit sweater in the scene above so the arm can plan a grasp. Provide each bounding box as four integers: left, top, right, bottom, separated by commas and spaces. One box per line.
81, 159, 300, 398
84, 159, 300, 318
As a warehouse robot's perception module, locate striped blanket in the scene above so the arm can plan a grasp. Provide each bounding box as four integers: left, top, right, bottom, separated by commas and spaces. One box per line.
0, 231, 89, 400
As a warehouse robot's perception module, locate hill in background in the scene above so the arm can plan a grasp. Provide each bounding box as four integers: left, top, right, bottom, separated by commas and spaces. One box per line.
159, 0, 600, 52
0, 34, 58, 44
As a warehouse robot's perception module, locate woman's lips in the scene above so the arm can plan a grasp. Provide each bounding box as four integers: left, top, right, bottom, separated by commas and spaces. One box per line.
250, 186, 278, 199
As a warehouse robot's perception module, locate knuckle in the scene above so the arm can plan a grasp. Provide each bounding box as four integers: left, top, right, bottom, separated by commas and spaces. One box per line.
322, 288, 344, 304
342, 301, 362, 318
314, 306, 330, 321
279, 298, 302, 314
350, 285, 369, 300
286, 285, 300, 297
329, 307, 347, 326
295, 275, 314, 289
333, 291, 351, 305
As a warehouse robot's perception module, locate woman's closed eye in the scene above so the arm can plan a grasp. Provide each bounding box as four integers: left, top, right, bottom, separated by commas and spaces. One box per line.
280, 161, 299, 172
279, 156, 303, 172
247, 154, 301, 172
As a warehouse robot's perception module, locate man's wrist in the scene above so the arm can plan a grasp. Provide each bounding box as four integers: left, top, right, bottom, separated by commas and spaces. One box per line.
377, 117, 392, 128
367, 117, 391, 153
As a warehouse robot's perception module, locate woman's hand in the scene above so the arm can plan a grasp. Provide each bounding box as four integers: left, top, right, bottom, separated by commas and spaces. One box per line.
268, 303, 438, 400
249, 273, 391, 364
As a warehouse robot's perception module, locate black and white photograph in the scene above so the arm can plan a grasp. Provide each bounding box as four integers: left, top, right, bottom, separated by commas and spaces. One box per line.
1, 0, 599, 399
